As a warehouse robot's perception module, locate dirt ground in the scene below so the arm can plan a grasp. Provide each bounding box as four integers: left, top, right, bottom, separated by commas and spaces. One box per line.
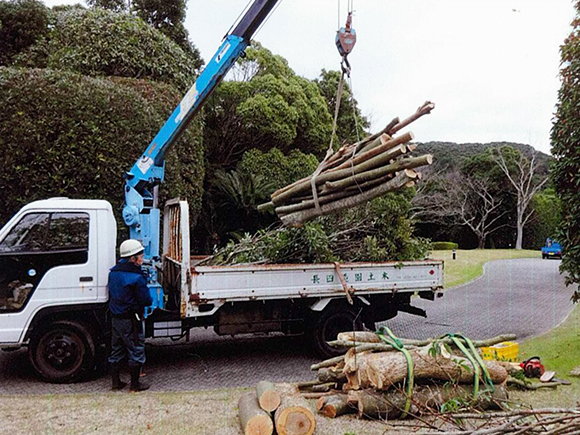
4, 384, 580, 435
0, 387, 448, 435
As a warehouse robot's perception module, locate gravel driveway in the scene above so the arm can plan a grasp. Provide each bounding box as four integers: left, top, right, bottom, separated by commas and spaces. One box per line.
0, 258, 572, 395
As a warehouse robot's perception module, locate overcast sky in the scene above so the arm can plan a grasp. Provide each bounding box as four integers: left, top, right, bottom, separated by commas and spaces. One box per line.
45, 1, 576, 155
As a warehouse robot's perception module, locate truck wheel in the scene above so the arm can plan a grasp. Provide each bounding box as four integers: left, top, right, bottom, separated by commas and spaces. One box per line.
310, 305, 364, 359
28, 320, 95, 383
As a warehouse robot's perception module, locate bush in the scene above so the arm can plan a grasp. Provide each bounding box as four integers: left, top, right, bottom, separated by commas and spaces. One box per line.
13, 7, 200, 91
0, 67, 204, 235
0, 0, 49, 66
431, 241, 459, 250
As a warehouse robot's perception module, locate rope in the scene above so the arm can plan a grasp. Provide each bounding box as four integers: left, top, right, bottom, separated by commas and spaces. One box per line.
377, 326, 414, 418
345, 69, 366, 194
443, 333, 495, 399
309, 66, 347, 213
310, 0, 356, 212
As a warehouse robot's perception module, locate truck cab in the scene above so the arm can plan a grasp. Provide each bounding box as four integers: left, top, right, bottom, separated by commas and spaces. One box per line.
0, 198, 116, 381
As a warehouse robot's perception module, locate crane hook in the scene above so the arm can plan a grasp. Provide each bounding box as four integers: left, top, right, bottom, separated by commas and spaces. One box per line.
335, 11, 356, 74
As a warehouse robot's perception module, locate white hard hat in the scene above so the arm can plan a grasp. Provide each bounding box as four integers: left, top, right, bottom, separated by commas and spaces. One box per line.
120, 239, 144, 258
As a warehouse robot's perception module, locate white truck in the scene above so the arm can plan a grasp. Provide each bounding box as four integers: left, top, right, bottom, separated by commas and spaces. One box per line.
0, 0, 444, 383
0, 197, 443, 382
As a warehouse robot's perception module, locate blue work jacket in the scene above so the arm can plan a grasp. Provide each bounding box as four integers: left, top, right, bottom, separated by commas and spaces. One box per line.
108, 259, 153, 316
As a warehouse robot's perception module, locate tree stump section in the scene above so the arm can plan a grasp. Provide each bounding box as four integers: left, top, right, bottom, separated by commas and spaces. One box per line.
320, 394, 355, 418
364, 349, 508, 390
351, 384, 508, 419
256, 380, 281, 413
238, 392, 274, 435
274, 383, 316, 435
344, 349, 374, 390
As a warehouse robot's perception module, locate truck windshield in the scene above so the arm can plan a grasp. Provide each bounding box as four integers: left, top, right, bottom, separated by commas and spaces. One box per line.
0, 212, 89, 253
0, 213, 49, 252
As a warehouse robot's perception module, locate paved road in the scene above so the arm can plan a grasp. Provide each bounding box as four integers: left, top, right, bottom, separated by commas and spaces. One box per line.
0, 258, 572, 395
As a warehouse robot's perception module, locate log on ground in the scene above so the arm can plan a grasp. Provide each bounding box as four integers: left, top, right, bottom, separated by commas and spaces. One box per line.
352, 383, 508, 420
364, 348, 508, 390
320, 394, 357, 418
318, 367, 346, 383
256, 380, 281, 413
238, 391, 274, 435
274, 383, 316, 435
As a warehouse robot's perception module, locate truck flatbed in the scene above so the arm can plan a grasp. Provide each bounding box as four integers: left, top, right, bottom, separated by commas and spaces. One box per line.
186, 261, 443, 317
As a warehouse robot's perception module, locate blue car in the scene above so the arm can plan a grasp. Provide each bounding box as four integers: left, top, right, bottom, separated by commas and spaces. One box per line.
542, 238, 562, 259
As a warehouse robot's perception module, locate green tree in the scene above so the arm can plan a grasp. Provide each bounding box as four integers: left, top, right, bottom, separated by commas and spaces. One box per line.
85, 0, 126, 12
551, 0, 580, 300
0, 0, 48, 66
490, 146, 549, 249
203, 42, 333, 169
237, 148, 319, 191
133, 0, 199, 63
209, 190, 430, 264
525, 188, 562, 250
414, 146, 519, 249
315, 69, 370, 145
194, 148, 319, 252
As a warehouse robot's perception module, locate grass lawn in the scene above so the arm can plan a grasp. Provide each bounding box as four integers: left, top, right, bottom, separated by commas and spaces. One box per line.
429, 249, 541, 288
511, 303, 580, 409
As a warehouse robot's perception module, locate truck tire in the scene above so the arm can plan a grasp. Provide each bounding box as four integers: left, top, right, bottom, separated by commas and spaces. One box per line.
28, 320, 95, 383
309, 304, 364, 359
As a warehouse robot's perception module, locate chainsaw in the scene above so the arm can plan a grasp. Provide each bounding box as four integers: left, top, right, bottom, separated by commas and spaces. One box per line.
520, 356, 545, 378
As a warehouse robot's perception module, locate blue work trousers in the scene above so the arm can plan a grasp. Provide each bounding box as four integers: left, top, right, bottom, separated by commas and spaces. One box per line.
108, 317, 146, 366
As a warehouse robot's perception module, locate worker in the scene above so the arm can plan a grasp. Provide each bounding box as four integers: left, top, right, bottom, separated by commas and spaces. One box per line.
108, 239, 152, 392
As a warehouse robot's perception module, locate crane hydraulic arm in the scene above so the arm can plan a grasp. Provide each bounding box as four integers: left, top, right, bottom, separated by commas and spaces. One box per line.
122, 0, 279, 310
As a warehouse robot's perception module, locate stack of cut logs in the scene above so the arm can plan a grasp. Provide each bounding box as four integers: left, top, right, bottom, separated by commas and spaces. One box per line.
261, 102, 435, 227
299, 332, 514, 420
238, 381, 316, 435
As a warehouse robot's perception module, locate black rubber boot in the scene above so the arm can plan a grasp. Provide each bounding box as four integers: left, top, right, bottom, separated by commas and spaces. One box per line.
111, 362, 126, 391
129, 364, 150, 392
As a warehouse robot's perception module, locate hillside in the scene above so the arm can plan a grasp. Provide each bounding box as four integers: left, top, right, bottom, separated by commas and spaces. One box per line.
418, 141, 553, 174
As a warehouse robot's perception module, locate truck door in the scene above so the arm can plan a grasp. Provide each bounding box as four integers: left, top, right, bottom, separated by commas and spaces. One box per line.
0, 210, 97, 316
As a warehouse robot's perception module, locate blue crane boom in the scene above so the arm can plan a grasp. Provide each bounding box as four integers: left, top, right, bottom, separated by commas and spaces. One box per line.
122, 0, 279, 311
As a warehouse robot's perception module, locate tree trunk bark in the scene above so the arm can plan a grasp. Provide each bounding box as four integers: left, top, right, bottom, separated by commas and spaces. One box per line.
350, 383, 508, 419
324, 155, 429, 192
332, 333, 516, 348
280, 171, 417, 227
362, 349, 508, 390
515, 211, 524, 250
331, 132, 414, 172
477, 234, 486, 249
274, 383, 316, 435
238, 391, 274, 435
